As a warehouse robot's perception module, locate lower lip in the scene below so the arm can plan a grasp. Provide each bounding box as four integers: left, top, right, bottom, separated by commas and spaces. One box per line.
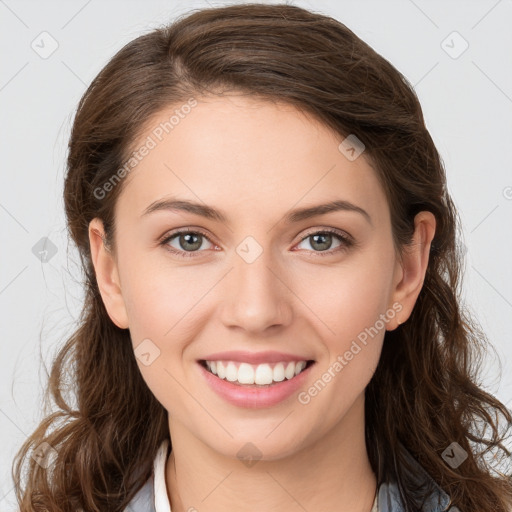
197, 361, 315, 409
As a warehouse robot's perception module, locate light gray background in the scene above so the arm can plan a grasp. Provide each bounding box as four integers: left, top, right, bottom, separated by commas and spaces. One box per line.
1, 0, 511, 508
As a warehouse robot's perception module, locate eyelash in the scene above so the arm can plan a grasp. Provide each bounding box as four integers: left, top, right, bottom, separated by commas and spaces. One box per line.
159, 227, 354, 259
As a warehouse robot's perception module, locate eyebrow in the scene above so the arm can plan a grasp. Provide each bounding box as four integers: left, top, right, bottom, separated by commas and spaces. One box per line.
141, 197, 372, 226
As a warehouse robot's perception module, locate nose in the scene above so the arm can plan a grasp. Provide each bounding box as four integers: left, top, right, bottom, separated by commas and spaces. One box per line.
219, 244, 293, 334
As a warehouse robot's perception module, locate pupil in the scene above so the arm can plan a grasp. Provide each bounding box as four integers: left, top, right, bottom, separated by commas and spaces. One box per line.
312, 233, 332, 251
182, 233, 201, 251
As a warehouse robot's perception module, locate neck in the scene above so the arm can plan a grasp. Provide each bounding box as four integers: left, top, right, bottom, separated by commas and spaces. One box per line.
165, 394, 377, 512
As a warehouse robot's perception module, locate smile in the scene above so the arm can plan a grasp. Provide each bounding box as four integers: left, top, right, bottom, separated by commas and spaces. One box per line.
197, 359, 316, 408
201, 359, 313, 386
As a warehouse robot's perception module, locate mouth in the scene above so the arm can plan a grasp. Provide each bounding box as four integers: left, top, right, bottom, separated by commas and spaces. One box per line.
198, 359, 316, 387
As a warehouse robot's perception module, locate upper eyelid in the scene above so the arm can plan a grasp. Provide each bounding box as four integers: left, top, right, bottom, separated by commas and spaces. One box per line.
161, 228, 214, 244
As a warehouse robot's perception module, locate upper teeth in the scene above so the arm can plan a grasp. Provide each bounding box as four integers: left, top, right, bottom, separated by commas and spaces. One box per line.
205, 360, 308, 385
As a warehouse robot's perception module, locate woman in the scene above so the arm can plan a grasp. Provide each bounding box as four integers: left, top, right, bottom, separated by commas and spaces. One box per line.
13, 3, 512, 511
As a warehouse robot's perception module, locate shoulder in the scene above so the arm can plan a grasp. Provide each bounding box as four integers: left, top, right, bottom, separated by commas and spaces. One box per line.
122, 439, 170, 512
123, 474, 156, 512
378, 442, 453, 512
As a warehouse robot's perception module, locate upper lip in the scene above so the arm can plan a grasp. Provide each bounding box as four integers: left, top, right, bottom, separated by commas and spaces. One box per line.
199, 350, 314, 365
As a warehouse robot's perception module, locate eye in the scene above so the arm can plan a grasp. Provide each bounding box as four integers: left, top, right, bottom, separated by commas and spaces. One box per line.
160, 229, 216, 258
294, 228, 354, 257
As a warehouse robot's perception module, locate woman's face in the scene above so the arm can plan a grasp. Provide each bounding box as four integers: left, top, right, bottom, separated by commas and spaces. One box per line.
90, 93, 432, 461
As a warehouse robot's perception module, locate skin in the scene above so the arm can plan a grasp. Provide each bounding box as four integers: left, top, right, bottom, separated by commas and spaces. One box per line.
89, 93, 435, 512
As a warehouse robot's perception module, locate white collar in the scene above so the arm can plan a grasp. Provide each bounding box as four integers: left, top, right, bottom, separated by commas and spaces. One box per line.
153, 439, 172, 512
152, 438, 378, 511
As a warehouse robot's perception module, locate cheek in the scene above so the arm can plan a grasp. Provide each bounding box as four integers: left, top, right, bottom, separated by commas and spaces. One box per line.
296, 249, 395, 345
119, 249, 205, 341
121, 264, 201, 410
297, 260, 392, 420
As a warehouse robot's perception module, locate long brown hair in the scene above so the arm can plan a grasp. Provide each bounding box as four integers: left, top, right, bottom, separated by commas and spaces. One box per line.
12, 3, 512, 511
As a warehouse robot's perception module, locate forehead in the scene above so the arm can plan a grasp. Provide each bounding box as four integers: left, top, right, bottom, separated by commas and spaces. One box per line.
115, 94, 387, 226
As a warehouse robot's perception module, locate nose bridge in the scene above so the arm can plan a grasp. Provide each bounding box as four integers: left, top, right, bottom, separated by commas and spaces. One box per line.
236, 237, 278, 293
220, 233, 292, 331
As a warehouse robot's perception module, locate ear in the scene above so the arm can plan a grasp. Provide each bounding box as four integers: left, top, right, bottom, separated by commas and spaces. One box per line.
88, 218, 129, 329
386, 211, 436, 331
